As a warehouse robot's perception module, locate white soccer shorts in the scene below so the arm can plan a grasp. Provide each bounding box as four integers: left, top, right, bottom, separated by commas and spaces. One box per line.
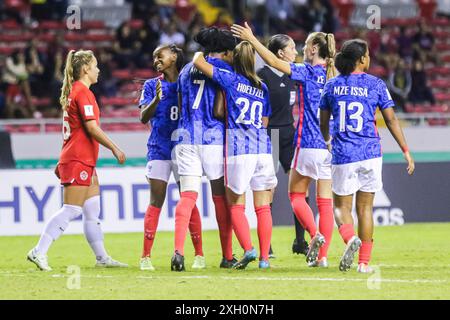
174, 144, 224, 180
225, 154, 278, 195
145, 160, 179, 183
332, 157, 383, 196
291, 148, 332, 180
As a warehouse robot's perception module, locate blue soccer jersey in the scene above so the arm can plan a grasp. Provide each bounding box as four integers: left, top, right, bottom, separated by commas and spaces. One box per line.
290, 62, 330, 150
211, 66, 272, 156
319, 72, 395, 165
176, 56, 233, 145
139, 76, 179, 161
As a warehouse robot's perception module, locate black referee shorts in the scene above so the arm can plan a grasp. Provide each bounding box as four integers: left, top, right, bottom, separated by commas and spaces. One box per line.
268, 125, 296, 174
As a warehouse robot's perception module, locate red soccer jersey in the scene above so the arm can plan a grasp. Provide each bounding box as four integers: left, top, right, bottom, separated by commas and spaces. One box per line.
59, 81, 100, 167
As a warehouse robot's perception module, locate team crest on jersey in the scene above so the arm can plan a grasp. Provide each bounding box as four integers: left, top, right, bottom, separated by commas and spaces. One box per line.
80, 170, 88, 181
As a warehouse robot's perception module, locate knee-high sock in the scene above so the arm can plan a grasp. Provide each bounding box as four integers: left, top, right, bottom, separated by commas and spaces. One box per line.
288, 192, 317, 238
358, 240, 373, 265
189, 205, 203, 257
255, 205, 272, 261
142, 205, 162, 258
213, 195, 233, 260
338, 223, 355, 244
174, 191, 198, 255
317, 197, 334, 260
35, 204, 83, 255
229, 204, 252, 252
293, 197, 308, 241
83, 195, 108, 261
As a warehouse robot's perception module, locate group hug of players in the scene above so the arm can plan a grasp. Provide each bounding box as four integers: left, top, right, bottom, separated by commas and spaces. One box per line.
26, 23, 415, 274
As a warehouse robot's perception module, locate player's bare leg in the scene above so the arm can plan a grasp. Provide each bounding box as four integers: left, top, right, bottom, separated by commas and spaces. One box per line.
27, 184, 89, 271
355, 191, 375, 273
253, 190, 273, 269
289, 170, 324, 264
226, 188, 256, 269
211, 177, 235, 268
334, 193, 361, 271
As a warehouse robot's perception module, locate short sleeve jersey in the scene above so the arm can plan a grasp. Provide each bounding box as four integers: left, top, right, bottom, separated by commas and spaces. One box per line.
176, 56, 233, 146
139, 76, 179, 161
290, 62, 329, 150
319, 72, 395, 165
212, 67, 272, 156
59, 81, 100, 167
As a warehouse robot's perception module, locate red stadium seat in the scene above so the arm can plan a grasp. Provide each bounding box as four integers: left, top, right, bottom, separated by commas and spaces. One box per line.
82, 20, 106, 29
45, 124, 61, 133
404, 103, 415, 113
436, 43, 450, 51
432, 17, 450, 27
133, 69, 158, 79
0, 20, 21, 30
38, 20, 65, 30
427, 118, 448, 126
85, 34, 115, 42
442, 55, 450, 63
286, 30, 306, 42
369, 66, 387, 78
112, 69, 132, 80
435, 93, 450, 102
0, 47, 15, 55
430, 79, 449, 89
64, 33, 86, 42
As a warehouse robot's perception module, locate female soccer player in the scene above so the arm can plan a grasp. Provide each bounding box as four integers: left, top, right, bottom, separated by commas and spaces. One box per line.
138, 44, 204, 271
193, 41, 278, 269
257, 34, 308, 257
171, 28, 238, 271
232, 23, 336, 267
319, 39, 415, 273
27, 50, 128, 271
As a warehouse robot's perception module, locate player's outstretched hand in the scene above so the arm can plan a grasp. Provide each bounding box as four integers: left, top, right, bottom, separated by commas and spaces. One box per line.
231, 22, 255, 42
404, 151, 415, 175
156, 79, 162, 101
113, 147, 126, 164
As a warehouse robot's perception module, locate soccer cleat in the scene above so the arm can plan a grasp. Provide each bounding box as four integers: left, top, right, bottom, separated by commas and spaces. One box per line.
339, 236, 362, 272
259, 260, 270, 269
95, 256, 128, 268
357, 263, 374, 274
171, 251, 185, 272
233, 248, 257, 270
308, 257, 329, 268
306, 233, 326, 264
140, 257, 155, 271
219, 256, 238, 269
191, 255, 206, 269
292, 238, 309, 256
27, 248, 52, 271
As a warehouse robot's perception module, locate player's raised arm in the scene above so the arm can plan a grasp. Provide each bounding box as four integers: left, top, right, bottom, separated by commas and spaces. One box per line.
85, 120, 126, 164
192, 52, 213, 78
140, 79, 162, 124
380, 107, 415, 175
231, 22, 291, 75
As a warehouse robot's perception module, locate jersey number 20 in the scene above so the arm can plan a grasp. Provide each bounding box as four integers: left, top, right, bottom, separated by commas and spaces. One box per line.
236, 97, 263, 129
338, 101, 363, 133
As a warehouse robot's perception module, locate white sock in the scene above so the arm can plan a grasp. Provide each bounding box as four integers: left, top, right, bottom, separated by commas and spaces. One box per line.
83, 195, 108, 261
35, 204, 83, 255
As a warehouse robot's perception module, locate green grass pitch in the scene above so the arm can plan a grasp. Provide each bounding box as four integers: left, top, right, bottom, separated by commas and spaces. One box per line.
1, 223, 449, 300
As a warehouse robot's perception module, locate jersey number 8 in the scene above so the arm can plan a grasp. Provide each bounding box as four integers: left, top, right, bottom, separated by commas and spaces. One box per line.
236, 97, 263, 129
338, 101, 364, 133
170, 105, 179, 121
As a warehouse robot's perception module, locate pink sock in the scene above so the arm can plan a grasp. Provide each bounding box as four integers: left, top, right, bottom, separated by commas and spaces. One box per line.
174, 191, 198, 256
142, 205, 161, 258
317, 197, 334, 260
188, 205, 203, 256
338, 224, 355, 244
359, 240, 373, 265
213, 195, 233, 260
229, 204, 252, 251
289, 192, 317, 238
255, 205, 272, 261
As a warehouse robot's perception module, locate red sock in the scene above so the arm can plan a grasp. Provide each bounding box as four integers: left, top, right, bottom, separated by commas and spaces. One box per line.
338, 223, 355, 244
213, 195, 233, 260
255, 205, 272, 261
289, 192, 317, 238
229, 204, 252, 251
174, 191, 198, 256
188, 205, 203, 256
358, 240, 373, 265
317, 197, 334, 260
142, 205, 162, 258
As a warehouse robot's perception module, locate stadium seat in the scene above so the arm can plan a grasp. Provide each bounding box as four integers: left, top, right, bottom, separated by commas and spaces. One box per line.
85, 34, 115, 42
430, 79, 449, 89
37, 20, 65, 30
112, 69, 132, 80
45, 124, 61, 133
369, 66, 387, 78
286, 30, 307, 42
81, 20, 106, 29
433, 17, 450, 27
0, 47, 15, 55
0, 20, 21, 30
435, 93, 450, 102
427, 118, 448, 126
404, 103, 415, 113
133, 69, 158, 79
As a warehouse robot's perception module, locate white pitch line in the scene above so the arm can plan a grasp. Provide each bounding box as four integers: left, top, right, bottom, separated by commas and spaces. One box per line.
1, 272, 448, 284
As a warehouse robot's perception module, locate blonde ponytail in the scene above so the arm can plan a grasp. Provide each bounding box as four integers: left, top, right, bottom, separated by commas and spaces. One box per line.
60, 50, 75, 110
233, 41, 262, 88
325, 33, 337, 80
59, 49, 95, 110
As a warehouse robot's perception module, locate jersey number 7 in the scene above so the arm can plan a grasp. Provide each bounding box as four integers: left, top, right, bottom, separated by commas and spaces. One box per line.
192, 79, 205, 109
